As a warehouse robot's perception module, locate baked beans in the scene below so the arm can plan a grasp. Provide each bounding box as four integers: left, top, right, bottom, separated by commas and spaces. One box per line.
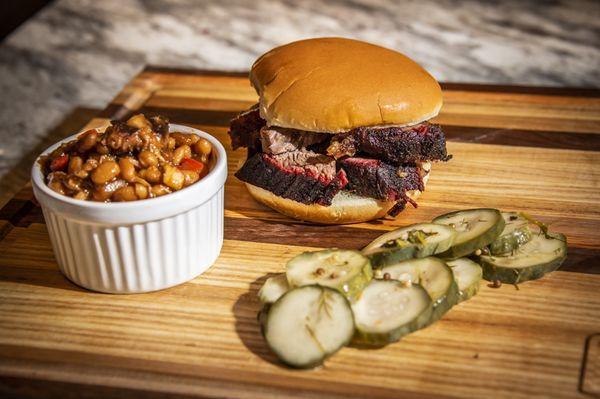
41, 114, 212, 202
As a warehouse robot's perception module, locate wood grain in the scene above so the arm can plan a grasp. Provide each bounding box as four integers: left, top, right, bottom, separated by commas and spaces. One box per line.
442, 125, 600, 151
1, 66, 599, 399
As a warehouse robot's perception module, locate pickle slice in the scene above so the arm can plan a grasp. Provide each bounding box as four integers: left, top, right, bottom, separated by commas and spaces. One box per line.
433, 208, 505, 259
489, 212, 532, 255
258, 274, 289, 305
264, 286, 354, 368
446, 258, 482, 302
352, 280, 432, 346
478, 232, 567, 284
380, 257, 458, 322
363, 223, 456, 267
286, 249, 372, 301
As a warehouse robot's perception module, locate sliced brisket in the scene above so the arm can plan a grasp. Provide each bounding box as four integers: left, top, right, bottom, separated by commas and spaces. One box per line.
229, 108, 449, 165
340, 157, 423, 204
228, 104, 265, 151
230, 107, 447, 214
328, 123, 450, 164
235, 151, 347, 206
260, 126, 328, 155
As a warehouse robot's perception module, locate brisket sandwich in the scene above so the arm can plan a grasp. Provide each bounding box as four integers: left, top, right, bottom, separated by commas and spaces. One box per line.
229, 37, 450, 224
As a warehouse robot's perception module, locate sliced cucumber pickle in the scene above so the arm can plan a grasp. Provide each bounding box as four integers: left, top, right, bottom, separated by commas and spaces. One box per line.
286, 249, 372, 301
352, 280, 433, 346
489, 212, 533, 255
433, 208, 505, 259
478, 232, 567, 284
446, 258, 482, 302
264, 285, 354, 368
362, 223, 456, 267
380, 257, 458, 322
258, 274, 289, 305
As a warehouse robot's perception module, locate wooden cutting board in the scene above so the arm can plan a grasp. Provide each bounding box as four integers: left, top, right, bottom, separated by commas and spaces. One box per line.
1, 67, 599, 399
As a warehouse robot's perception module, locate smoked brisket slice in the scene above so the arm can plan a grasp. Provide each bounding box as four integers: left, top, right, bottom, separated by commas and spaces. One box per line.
234, 151, 348, 206
228, 104, 265, 151
328, 123, 450, 164
340, 157, 424, 213
260, 126, 328, 155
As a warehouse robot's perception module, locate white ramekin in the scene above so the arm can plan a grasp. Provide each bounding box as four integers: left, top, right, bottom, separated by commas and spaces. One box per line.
31, 124, 227, 294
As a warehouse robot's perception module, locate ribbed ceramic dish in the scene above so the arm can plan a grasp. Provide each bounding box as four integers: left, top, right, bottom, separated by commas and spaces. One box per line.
31, 124, 227, 294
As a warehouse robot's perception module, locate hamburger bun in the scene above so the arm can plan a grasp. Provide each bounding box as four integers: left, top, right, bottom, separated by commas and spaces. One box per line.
250, 37, 442, 133
245, 170, 430, 225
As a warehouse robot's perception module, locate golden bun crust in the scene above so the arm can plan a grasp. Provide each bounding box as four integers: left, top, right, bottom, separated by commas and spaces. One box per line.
244, 173, 429, 225
250, 37, 442, 133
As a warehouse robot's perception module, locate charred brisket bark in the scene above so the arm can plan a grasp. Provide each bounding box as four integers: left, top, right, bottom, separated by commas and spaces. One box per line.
340, 157, 424, 215
234, 151, 348, 206
228, 104, 265, 151
327, 123, 450, 164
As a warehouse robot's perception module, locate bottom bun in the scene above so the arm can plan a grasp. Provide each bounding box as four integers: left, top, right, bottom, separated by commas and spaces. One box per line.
245, 173, 429, 225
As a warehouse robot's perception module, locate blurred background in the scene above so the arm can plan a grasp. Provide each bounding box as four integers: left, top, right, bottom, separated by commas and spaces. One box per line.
0, 0, 599, 206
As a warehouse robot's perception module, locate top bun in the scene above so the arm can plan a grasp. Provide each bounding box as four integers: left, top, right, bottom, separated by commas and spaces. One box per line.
250, 37, 442, 133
